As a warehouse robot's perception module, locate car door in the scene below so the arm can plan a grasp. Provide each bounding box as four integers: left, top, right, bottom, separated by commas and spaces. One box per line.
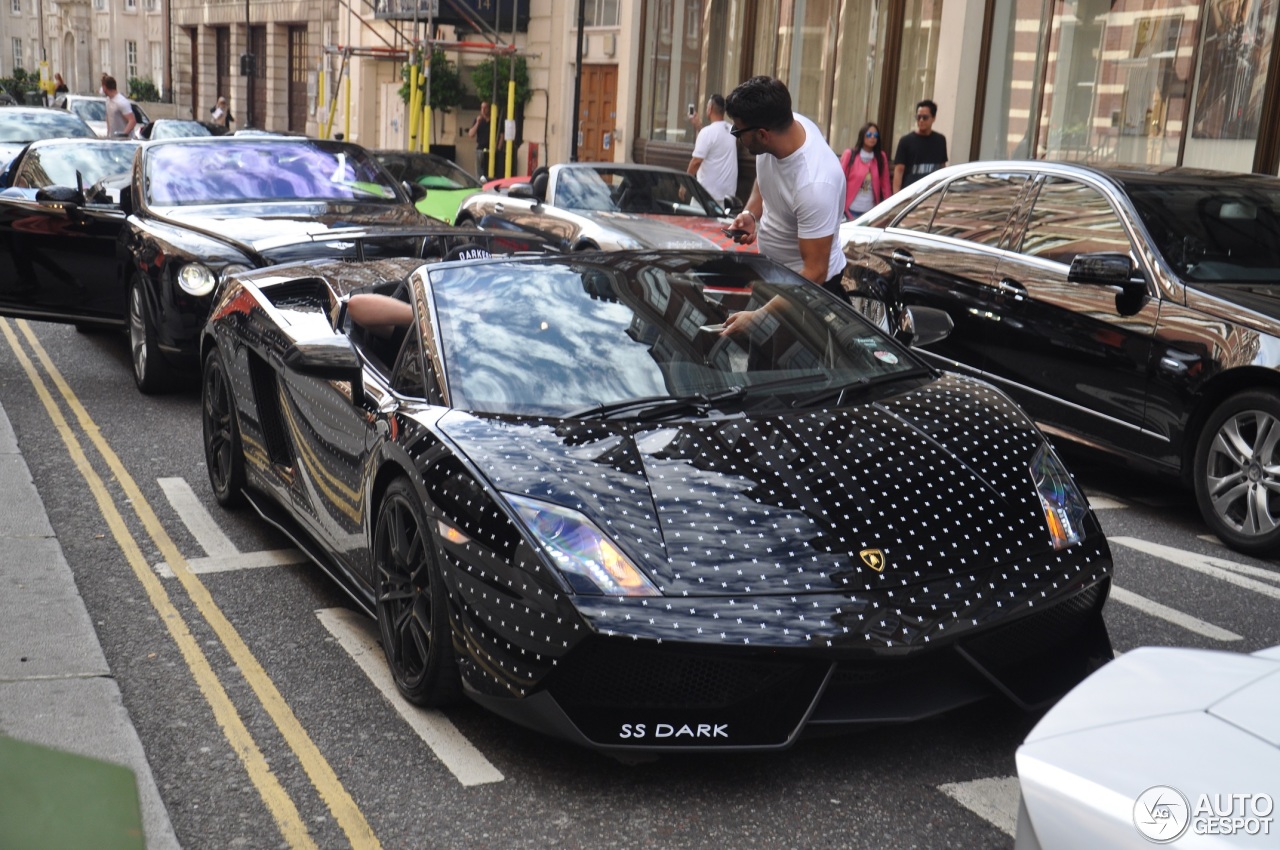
984, 174, 1160, 456
863, 170, 1031, 379
0, 191, 128, 323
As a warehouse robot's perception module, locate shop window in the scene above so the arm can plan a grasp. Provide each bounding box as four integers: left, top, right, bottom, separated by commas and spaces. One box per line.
830, 0, 892, 152
891, 0, 944, 151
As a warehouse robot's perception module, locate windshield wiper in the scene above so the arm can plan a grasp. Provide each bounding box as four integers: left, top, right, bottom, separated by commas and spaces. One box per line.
569, 386, 750, 421
792, 368, 932, 408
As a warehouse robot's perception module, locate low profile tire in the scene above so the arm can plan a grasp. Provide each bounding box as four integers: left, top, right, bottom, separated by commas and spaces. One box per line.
201, 347, 246, 508
1193, 390, 1280, 555
128, 275, 176, 394
374, 478, 461, 707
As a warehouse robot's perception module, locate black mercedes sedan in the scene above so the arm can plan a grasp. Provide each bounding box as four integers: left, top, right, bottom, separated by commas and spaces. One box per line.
841, 161, 1280, 556
201, 248, 1112, 753
0, 136, 440, 393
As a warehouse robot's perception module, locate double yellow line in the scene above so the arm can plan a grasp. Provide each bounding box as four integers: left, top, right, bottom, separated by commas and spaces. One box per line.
0, 319, 381, 850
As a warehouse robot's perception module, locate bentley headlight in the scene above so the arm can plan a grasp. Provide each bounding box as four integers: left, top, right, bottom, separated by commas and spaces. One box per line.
220, 263, 252, 284
503, 493, 660, 596
176, 263, 217, 296
1031, 444, 1089, 550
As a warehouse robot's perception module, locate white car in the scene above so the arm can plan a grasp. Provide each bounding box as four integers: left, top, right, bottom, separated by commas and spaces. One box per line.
1015, 645, 1280, 848
50, 94, 150, 138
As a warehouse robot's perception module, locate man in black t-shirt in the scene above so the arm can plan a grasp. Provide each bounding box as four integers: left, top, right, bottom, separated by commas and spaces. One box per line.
893, 99, 948, 193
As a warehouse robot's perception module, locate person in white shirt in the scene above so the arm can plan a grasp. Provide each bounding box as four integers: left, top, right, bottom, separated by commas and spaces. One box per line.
723, 76, 846, 306
686, 94, 739, 203
102, 75, 136, 139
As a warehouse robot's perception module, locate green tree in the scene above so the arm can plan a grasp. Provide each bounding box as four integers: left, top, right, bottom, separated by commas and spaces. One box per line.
470, 56, 531, 108
128, 77, 160, 102
397, 50, 464, 143
0, 68, 41, 102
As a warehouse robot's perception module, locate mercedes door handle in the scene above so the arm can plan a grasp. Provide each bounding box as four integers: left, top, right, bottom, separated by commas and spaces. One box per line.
996, 278, 1027, 301
494, 203, 505, 214
891, 249, 914, 268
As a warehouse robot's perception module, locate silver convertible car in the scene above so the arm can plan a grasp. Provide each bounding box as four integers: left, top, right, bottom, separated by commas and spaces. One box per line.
456, 162, 752, 253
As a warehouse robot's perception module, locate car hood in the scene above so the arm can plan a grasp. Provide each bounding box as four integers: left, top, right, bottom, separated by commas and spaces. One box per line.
435, 373, 1081, 597
148, 202, 427, 255
589, 211, 725, 250
645, 214, 759, 252
1188, 281, 1280, 322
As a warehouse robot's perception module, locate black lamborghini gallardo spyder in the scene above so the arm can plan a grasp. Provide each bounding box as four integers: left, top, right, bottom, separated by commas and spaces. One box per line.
200, 248, 1113, 753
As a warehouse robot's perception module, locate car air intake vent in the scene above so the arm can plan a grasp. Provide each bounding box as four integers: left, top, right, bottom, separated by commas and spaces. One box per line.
264, 279, 330, 315
548, 640, 820, 709
960, 580, 1105, 671
247, 352, 293, 466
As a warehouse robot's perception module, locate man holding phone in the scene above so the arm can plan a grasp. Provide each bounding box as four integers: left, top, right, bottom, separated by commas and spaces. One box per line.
686, 94, 738, 204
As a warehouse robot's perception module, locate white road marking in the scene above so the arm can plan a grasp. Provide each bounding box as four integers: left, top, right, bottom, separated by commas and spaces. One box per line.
1084, 493, 1127, 510
315, 607, 504, 787
938, 776, 1020, 837
153, 477, 307, 576
1110, 537, 1280, 601
158, 477, 241, 557
1109, 586, 1242, 641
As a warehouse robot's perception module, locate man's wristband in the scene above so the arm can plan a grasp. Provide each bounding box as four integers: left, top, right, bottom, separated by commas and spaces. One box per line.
745, 209, 758, 226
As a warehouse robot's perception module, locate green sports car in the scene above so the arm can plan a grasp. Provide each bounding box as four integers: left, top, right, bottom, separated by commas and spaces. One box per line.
373, 150, 482, 224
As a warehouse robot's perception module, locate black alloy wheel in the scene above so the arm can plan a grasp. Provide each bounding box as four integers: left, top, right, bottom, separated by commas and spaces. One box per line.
373, 478, 460, 706
201, 347, 246, 508
128, 274, 175, 394
1194, 390, 1280, 555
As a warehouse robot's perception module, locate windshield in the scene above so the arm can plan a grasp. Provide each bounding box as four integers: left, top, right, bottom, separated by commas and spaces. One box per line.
69, 100, 106, 122
0, 110, 97, 143
431, 254, 921, 417
552, 167, 725, 217
148, 120, 212, 140
10, 141, 138, 190
144, 140, 405, 206
1127, 180, 1280, 283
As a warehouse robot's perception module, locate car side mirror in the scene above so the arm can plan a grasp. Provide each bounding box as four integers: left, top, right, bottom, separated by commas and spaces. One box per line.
282, 336, 365, 407
723, 194, 744, 215
1068, 252, 1145, 295
508, 182, 536, 201
119, 185, 134, 216
404, 181, 428, 203
35, 185, 85, 213
897, 305, 953, 348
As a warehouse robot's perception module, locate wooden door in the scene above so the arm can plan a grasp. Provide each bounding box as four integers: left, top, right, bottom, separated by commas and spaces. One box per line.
250, 26, 267, 128
287, 26, 308, 133
578, 64, 618, 162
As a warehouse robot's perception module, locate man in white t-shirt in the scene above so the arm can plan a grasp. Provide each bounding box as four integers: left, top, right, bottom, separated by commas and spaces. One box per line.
102, 75, 136, 139
686, 94, 739, 203
723, 76, 846, 302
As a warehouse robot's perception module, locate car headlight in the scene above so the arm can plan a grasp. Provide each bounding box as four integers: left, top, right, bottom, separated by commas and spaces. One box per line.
220, 263, 252, 284
1030, 444, 1089, 550
503, 493, 660, 596
176, 262, 217, 296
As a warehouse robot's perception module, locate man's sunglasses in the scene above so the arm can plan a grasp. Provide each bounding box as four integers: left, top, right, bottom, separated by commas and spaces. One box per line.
915, 114, 932, 121
730, 125, 760, 138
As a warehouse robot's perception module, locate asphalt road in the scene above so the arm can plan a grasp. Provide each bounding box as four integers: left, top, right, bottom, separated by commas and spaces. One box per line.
2, 317, 1278, 850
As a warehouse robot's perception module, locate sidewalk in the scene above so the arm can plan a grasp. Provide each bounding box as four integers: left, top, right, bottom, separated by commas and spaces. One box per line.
0, 404, 180, 850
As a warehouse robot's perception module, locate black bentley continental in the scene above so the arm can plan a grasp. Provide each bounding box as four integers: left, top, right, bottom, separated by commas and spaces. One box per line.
0, 136, 449, 393
200, 248, 1113, 753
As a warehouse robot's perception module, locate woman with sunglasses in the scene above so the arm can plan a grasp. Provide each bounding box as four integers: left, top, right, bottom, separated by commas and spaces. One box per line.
839, 122, 891, 219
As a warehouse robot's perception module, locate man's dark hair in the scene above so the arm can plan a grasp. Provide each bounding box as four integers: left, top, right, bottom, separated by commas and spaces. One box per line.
916, 99, 938, 118
709, 93, 725, 114
725, 76, 794, 133
103, 75, 118, 92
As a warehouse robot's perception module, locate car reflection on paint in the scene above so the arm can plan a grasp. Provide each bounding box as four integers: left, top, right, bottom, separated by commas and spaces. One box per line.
457, 162, 754, 253
840, 160, 1280, 556
200, 248, 1113, 754
0, 106, 99, 175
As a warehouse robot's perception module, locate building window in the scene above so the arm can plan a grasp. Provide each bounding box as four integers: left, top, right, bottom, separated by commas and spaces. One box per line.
585, 0, 619, 27
94, 0, 105, 11
145, 0, 156, 10
99, 39, 110, 73
126, 41, 137, 81
10, 0, 19, 14
125, 0, 135, 9
150, 41, 163, 93
11, 38, 22, 72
